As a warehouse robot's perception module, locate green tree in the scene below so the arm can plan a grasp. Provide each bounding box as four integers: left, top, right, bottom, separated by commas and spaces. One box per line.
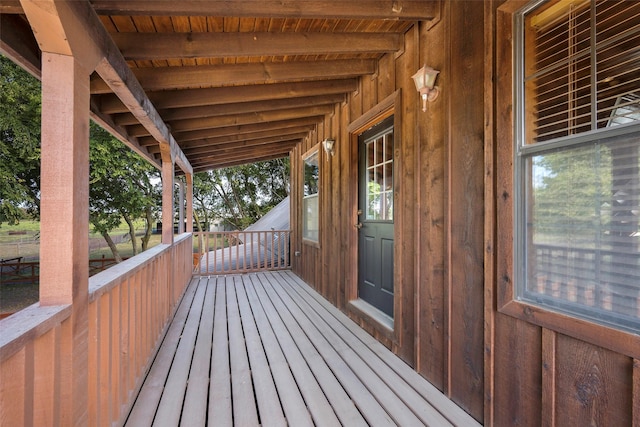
89, 123, 160, 260
193, 158, 289, 230
0, 55, 41, 225
532, 144, 612, 244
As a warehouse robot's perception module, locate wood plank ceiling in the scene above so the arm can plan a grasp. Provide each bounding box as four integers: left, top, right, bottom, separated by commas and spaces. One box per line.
0, 1, 438, 172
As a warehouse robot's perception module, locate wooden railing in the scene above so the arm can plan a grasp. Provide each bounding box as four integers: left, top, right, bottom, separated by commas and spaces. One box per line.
194, 230, 290, 275
532, 243, 640, 319
0, 233, 193, 426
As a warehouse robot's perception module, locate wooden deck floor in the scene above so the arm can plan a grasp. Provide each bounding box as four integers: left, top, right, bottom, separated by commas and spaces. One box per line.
124, 271, 480, 426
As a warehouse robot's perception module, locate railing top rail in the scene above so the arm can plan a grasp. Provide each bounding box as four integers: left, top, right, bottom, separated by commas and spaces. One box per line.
0, 303, 71, 362
89, 233, 191, 302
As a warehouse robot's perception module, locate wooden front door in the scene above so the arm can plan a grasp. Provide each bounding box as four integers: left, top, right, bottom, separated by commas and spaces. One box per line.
357, 116, 394, 317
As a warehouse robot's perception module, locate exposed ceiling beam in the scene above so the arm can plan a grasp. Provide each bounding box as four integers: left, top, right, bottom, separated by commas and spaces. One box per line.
114, 93, 345, 126
0, 2, 22, 13
90, 59, 375, 93
98, 78, 356, 113
0, 14, 41, 78
111, 32, 402, 60
183, 137, 301, 158
128, 106, 331, 137
198, 142, 298, 160
150, 118, 319, 145
149, 129, 308, 155
181, 134, 307, 156
189, 144, 296, 168
191, 152, 290, 173
88, 1, 439, 20
179, 126, 315, 151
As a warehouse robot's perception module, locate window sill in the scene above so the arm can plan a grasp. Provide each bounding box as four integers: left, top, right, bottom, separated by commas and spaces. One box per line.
498, 298, 639, 359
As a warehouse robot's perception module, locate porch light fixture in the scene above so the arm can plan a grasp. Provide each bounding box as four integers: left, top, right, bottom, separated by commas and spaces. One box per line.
322, 138, 336, 157
411, 65, 440, 111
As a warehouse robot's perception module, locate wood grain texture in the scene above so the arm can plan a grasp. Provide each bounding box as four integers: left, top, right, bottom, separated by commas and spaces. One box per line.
394, 24, 417, 367
416, 12, 447, 392
494, 315, 543, 426
92, 59, 376, 93
482, 0, 499, 424
634, 359, 639, 427
555, 335, 633, 427
113, 32, 402, 60
445, 0, 485, 420
541, 329, 557, 427
89, 1, 441, 20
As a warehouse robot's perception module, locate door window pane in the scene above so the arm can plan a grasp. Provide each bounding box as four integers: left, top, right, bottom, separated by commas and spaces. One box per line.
365, 129, 394, 221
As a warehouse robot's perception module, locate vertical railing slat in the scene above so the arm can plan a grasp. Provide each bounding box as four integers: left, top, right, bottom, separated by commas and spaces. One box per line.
192, 230, 291, 275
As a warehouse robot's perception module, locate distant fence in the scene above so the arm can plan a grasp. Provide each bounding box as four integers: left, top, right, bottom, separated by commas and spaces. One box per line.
0, 255, 130, 287
0, 257, 38, 286
194, 230, 290, 275
0, 232, 133, 260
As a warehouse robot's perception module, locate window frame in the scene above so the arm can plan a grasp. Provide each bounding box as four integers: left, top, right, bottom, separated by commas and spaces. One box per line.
301, 145, 320, 245
496, 0, 640, 358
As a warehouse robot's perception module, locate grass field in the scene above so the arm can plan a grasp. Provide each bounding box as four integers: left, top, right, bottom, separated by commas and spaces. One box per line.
1, 220, 163, 315
0, 220, 162, 261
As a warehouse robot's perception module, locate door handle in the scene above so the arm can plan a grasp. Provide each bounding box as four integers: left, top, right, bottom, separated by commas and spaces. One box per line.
355, 222, 363, 229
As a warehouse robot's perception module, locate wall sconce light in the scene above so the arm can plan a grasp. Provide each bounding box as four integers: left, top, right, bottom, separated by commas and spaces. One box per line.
322, 138, 336, 157
411, 65, 440, 112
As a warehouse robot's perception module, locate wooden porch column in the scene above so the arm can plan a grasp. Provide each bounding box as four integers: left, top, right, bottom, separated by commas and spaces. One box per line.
186, 173, 194, 233
178, 179, 185, 234
162, 160, 175, 244
39, 51, 90, 424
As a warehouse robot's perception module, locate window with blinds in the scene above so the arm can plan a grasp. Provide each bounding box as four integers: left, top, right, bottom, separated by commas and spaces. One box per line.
515, 0, 640, 333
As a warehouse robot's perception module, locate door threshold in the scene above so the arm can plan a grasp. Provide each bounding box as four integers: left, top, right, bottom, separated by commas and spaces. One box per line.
348, 298, 394, 335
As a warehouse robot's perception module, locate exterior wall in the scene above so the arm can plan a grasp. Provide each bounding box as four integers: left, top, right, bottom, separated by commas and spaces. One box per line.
486, 1, 640, 426
290, 0, 486, 421
291, 0, 639, 425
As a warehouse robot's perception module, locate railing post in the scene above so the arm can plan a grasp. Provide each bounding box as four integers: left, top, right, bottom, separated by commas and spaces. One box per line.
37, 51, 91, 425
186, 173, 194, 233
161, 161, 175, 245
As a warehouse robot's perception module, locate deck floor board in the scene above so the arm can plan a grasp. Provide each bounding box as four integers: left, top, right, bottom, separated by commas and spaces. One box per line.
123, 271, 481, 426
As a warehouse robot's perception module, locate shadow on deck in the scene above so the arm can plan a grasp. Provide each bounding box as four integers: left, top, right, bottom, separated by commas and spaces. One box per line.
124, 271, 479, 426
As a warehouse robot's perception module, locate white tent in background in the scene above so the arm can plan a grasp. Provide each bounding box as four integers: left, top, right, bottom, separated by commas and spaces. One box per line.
200, 196, 290, 273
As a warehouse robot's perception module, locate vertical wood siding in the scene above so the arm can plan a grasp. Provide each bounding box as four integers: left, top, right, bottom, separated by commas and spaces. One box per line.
290, 3, 486, 421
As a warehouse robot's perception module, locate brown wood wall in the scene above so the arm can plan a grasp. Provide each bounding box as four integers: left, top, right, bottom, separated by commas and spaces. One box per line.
487, 1, 639, 426
291, 1, 639, 425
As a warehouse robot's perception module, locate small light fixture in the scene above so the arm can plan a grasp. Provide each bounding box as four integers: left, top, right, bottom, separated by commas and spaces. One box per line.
322, 138, 336, 157
411, 65, 440, 112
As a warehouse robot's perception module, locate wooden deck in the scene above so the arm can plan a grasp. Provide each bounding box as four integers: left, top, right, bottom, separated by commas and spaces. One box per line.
123, 271, 480, 426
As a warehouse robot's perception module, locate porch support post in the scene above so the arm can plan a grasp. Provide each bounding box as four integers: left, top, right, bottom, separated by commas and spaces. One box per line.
162, 160, 175, 244
178, 178, 185, 234
39, 51, 91, 425
186, 173, 194, 233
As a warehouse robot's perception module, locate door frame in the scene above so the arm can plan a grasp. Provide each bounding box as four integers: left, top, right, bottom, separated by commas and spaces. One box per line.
346, 90, 401, 341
